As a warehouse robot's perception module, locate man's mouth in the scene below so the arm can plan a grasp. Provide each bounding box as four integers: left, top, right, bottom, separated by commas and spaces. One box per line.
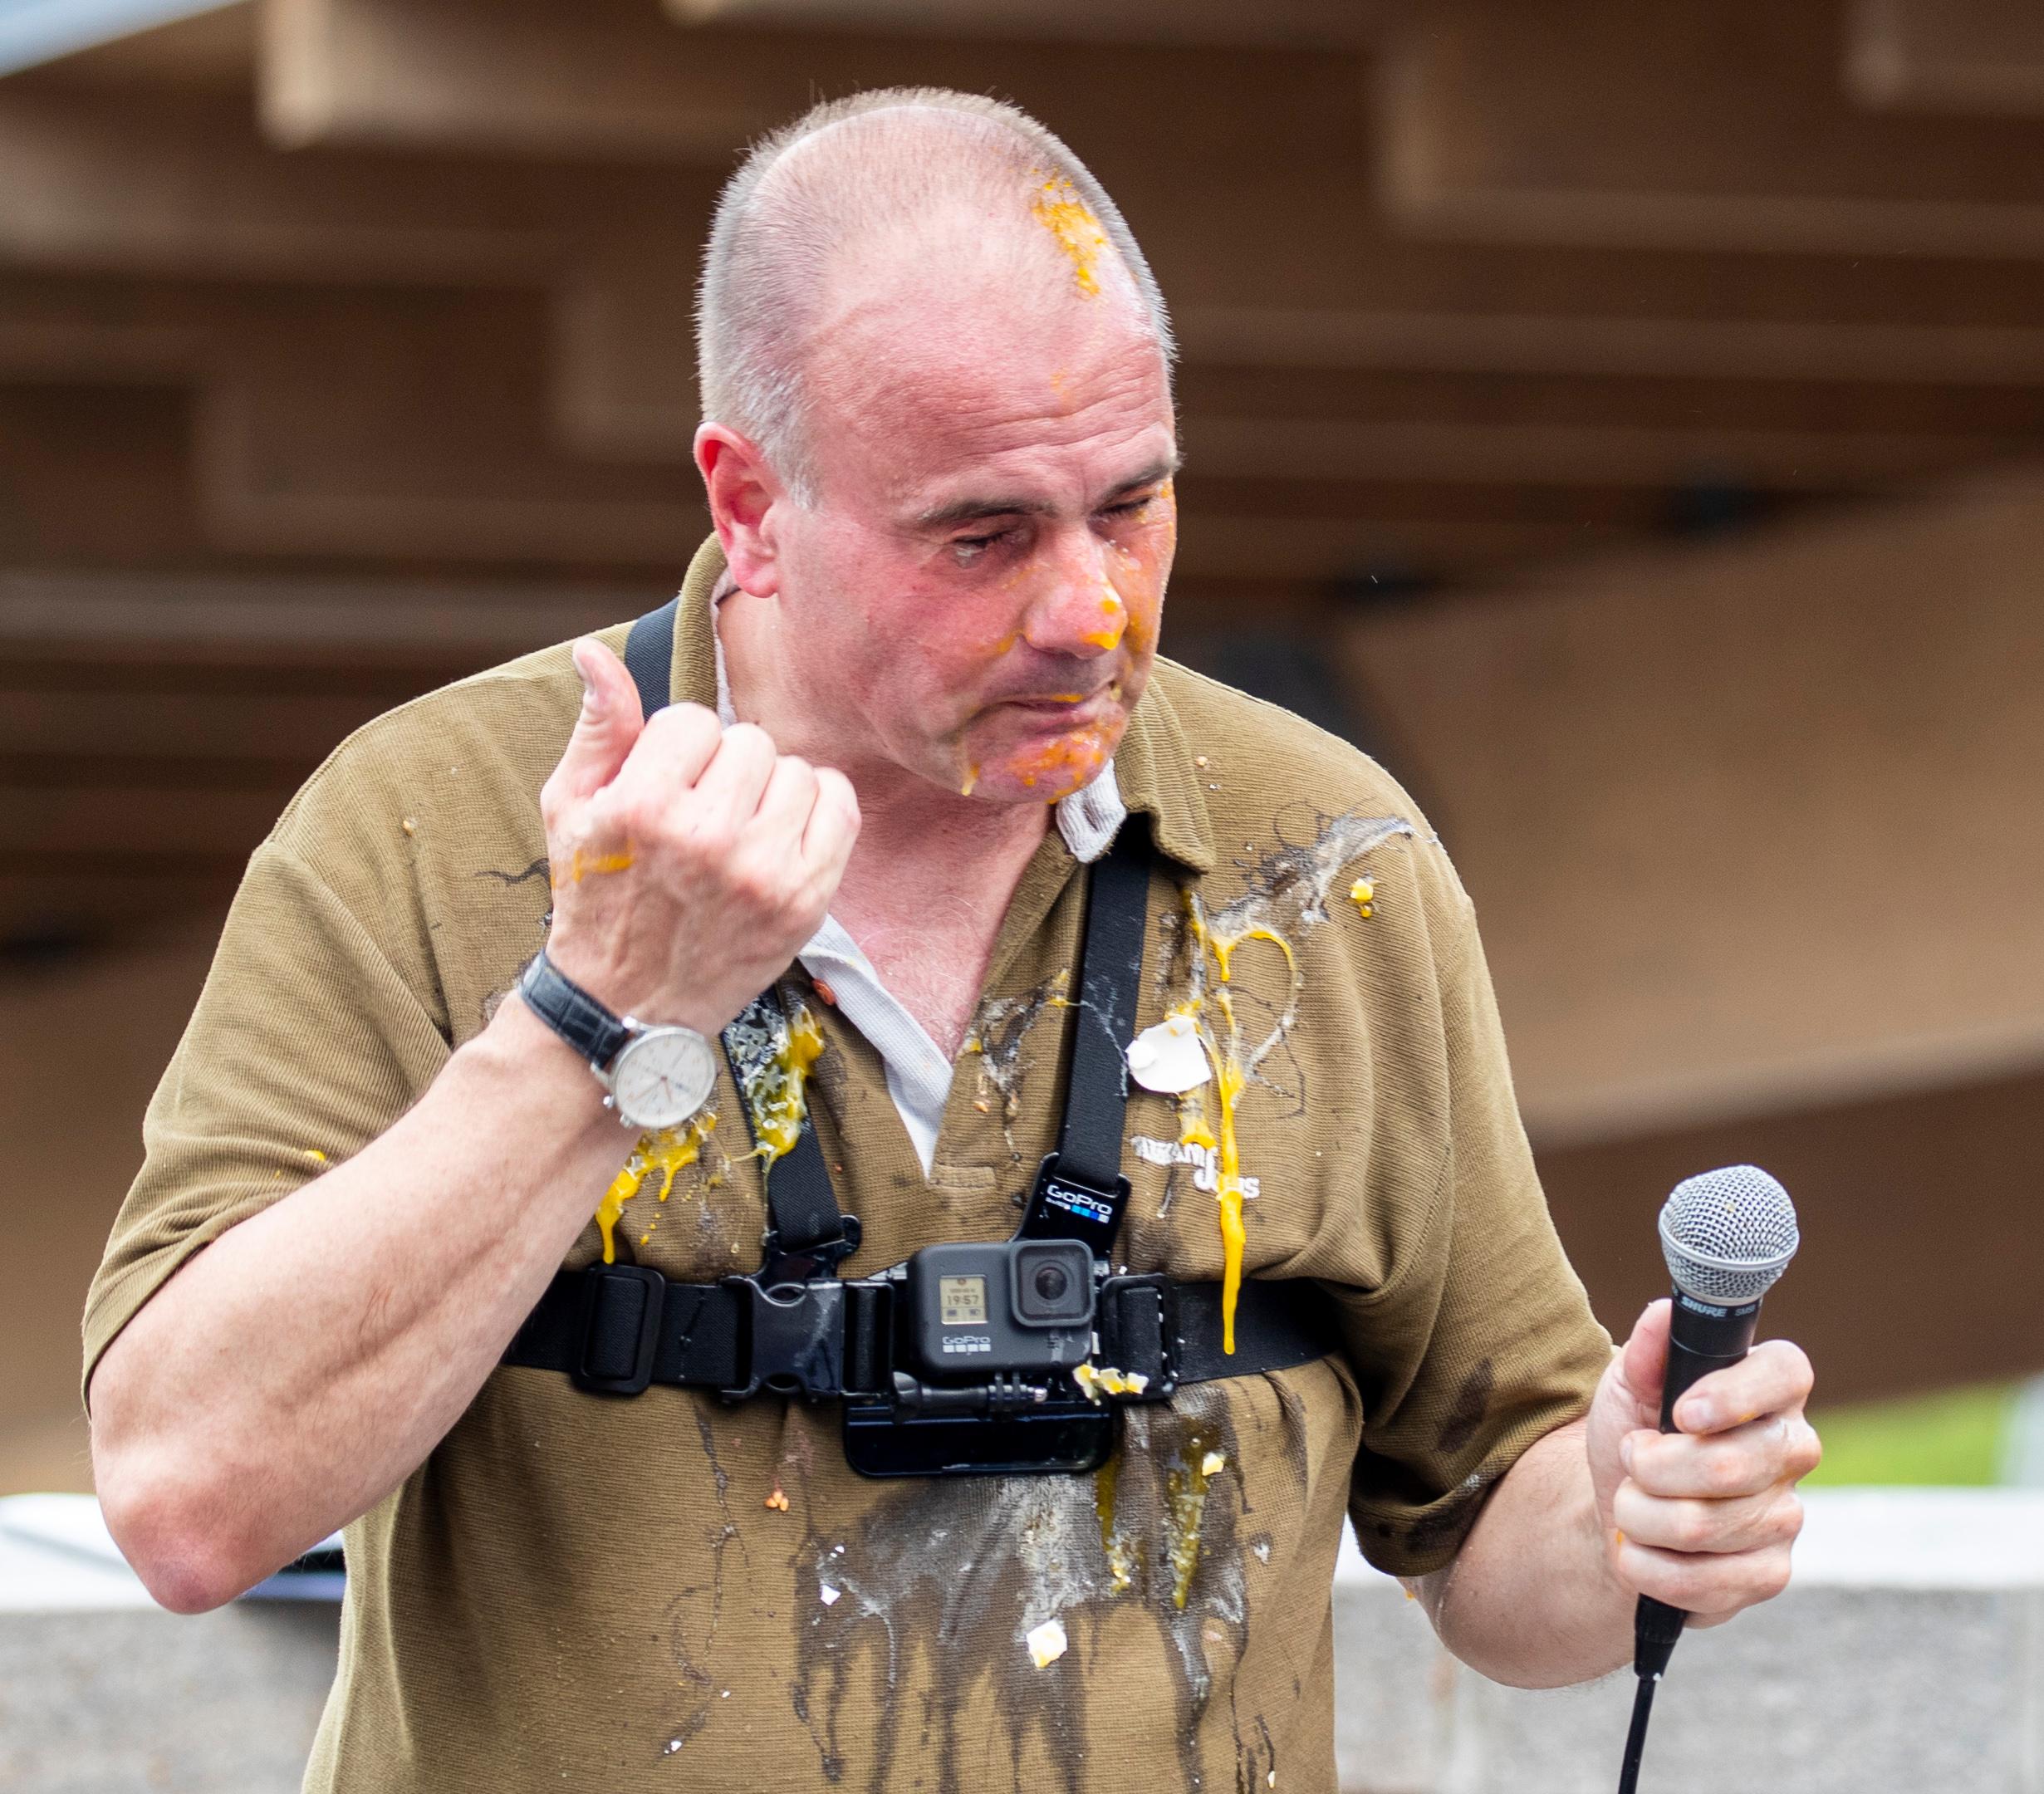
1002, 683, 1122, 715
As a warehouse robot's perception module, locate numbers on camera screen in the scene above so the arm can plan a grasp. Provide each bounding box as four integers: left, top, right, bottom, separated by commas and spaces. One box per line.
939, 1275, 989, 1326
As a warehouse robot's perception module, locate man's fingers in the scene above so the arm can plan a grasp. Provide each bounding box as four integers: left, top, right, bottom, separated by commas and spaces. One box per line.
690, 722, 778, 822
1617, 1299, 1673, 1416
544, 640, 645, 809
1614, 1536, 1795, 1619
752, 754, 820, 841
608, 702, 724, 804
1670, 1339, 1816, 1436
1612, 1478, 1803, 1556
1626, 1412, 1823, 1498
800, 767, 861, 879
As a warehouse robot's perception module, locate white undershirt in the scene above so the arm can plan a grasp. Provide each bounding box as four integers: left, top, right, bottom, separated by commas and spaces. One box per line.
708, 582, 1129, 1173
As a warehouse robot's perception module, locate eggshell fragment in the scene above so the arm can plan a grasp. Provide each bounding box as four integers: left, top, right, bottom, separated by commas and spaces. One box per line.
1026, 1618, 1069, 1668
1125, 1012, 1209, 1094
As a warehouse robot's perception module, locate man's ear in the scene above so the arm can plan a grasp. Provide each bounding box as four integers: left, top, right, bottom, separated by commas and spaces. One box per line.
695, 422, 789, 596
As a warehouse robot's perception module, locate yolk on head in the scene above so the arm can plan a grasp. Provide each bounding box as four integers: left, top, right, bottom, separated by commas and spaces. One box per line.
1030, 177, 1109, 297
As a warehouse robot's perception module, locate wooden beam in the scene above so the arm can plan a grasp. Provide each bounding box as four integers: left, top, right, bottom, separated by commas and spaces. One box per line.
1343, 461, 2044, 1149
1382, 0, 2044, 259
1849, 0, 2044, 117
662, 0, 1376, 49
258, 0, 1368, 172
1183, 415, 1998, 493
0, 782, 285, 861
189, 289, 703, 565
0, 685, 391, 762
0, 568, 653, 667
0, 384, 214, 568
0, 85, 584, 282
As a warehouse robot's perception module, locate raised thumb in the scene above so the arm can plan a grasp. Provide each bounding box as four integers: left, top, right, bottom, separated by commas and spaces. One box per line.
552, 637, 645, 802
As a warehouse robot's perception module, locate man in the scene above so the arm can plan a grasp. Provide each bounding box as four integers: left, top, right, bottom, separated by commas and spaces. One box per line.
85, 90, 1818, 1792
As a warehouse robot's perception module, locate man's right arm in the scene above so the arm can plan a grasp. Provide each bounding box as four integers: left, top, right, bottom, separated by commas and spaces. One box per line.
89, 639, 859, 1611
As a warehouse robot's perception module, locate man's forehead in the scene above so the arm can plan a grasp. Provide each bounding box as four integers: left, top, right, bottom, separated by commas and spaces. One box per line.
807, 303, 1173, 507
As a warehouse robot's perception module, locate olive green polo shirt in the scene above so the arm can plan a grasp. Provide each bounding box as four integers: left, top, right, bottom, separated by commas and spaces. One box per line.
85, 537, 1610, 1794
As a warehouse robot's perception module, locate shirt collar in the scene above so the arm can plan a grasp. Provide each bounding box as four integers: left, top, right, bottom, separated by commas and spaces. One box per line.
669, 535, 1213, 875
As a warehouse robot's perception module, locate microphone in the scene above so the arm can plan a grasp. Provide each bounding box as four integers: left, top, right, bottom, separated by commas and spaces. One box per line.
1619, 1164, 1800, 1794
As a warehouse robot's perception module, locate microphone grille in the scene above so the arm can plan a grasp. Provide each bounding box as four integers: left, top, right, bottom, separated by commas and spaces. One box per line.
1658, 1164, 1800, 1305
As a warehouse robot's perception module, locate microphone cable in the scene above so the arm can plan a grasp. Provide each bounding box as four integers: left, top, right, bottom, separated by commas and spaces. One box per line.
1617, 1593, 1682, 1794
1616, 1674, 1656, 1794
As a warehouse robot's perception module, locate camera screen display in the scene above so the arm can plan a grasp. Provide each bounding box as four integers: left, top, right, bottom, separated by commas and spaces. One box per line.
939, 1275, 988, 1326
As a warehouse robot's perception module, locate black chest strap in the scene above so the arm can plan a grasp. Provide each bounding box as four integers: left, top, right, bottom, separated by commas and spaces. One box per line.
504, 1260, 1338, 1403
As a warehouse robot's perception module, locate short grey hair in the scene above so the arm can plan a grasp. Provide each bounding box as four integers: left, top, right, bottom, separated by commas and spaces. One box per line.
695, 87, 1175, 502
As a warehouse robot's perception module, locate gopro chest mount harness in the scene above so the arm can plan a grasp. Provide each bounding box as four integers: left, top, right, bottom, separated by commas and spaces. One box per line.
504, 600, 1337, 1476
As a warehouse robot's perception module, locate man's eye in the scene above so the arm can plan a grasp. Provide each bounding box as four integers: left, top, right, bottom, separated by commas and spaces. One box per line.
952, 532, 1005, 564
1102, 496, 1154, 520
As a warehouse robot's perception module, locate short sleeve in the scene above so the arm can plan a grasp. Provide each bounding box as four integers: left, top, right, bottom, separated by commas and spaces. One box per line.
81, 840, 452, 1407
1332, 898, 1613, 1578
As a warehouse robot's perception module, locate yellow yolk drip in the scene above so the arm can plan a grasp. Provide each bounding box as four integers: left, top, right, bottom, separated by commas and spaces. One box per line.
741, 1002, 826, 1174
959, 764, 979, 797
566, 846, 635, 885
1164, 1432, 1219, 1610
1080, 591, 1128, 652
1177, 898, 1300, 1354
1011, 730, 1107, 801
594, 1110, 719, 1264
1350, 877, 1375, 919
1030, 177, 1109, 297
1094, 1453, 1136, 1594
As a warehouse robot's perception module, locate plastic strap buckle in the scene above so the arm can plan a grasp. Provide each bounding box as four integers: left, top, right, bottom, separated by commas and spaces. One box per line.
570, 1263, 665, 1396
1096, 1274, 1179, 1401
720, 1276, 849, 1403
757, 1213, 863, 1288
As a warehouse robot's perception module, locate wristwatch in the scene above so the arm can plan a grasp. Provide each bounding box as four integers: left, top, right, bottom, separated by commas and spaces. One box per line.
517, 951, 718, 1130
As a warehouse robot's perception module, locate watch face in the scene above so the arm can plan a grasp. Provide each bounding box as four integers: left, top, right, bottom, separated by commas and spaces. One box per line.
612, 1028, 718, 1130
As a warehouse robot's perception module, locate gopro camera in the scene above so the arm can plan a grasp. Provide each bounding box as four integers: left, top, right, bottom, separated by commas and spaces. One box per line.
904, 1239, 1095, 1375
842, 1237, 1115, 1478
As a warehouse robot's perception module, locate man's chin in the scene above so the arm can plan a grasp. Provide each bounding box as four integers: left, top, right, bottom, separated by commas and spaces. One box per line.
977, 718, 1127, 803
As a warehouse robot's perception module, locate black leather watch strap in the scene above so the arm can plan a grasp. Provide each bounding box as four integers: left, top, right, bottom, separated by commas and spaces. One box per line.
518, 951, 631, 1070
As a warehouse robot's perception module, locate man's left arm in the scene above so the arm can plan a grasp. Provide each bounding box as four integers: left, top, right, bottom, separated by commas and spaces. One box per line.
1410, 1296, 1821, 1689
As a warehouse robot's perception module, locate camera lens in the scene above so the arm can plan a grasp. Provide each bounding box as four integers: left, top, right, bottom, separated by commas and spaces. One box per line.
1013, 1241, 1092, 1326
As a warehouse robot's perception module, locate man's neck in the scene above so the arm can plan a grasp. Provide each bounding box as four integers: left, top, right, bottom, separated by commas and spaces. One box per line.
718, 585, 1054, 1051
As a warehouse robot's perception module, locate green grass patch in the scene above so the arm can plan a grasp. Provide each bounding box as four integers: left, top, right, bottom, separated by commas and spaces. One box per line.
1802, 1380, 2015, 1487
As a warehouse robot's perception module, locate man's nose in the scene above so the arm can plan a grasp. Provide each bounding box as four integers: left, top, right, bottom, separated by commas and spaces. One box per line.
1020, 528, 1127, 659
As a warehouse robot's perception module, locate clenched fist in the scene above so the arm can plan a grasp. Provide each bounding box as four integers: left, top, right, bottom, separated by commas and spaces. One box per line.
1587, 1300, 1821, 1627
535, 637, 860, 1035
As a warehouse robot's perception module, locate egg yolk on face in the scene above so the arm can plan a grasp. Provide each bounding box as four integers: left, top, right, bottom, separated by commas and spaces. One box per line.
938, 476, 1174, 806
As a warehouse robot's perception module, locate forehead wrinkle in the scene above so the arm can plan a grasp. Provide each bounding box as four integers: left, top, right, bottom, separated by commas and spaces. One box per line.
906, 444, 1179, 536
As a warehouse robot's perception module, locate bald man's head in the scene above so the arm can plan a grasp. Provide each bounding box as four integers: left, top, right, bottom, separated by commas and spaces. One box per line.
696, 89, 1174, 501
